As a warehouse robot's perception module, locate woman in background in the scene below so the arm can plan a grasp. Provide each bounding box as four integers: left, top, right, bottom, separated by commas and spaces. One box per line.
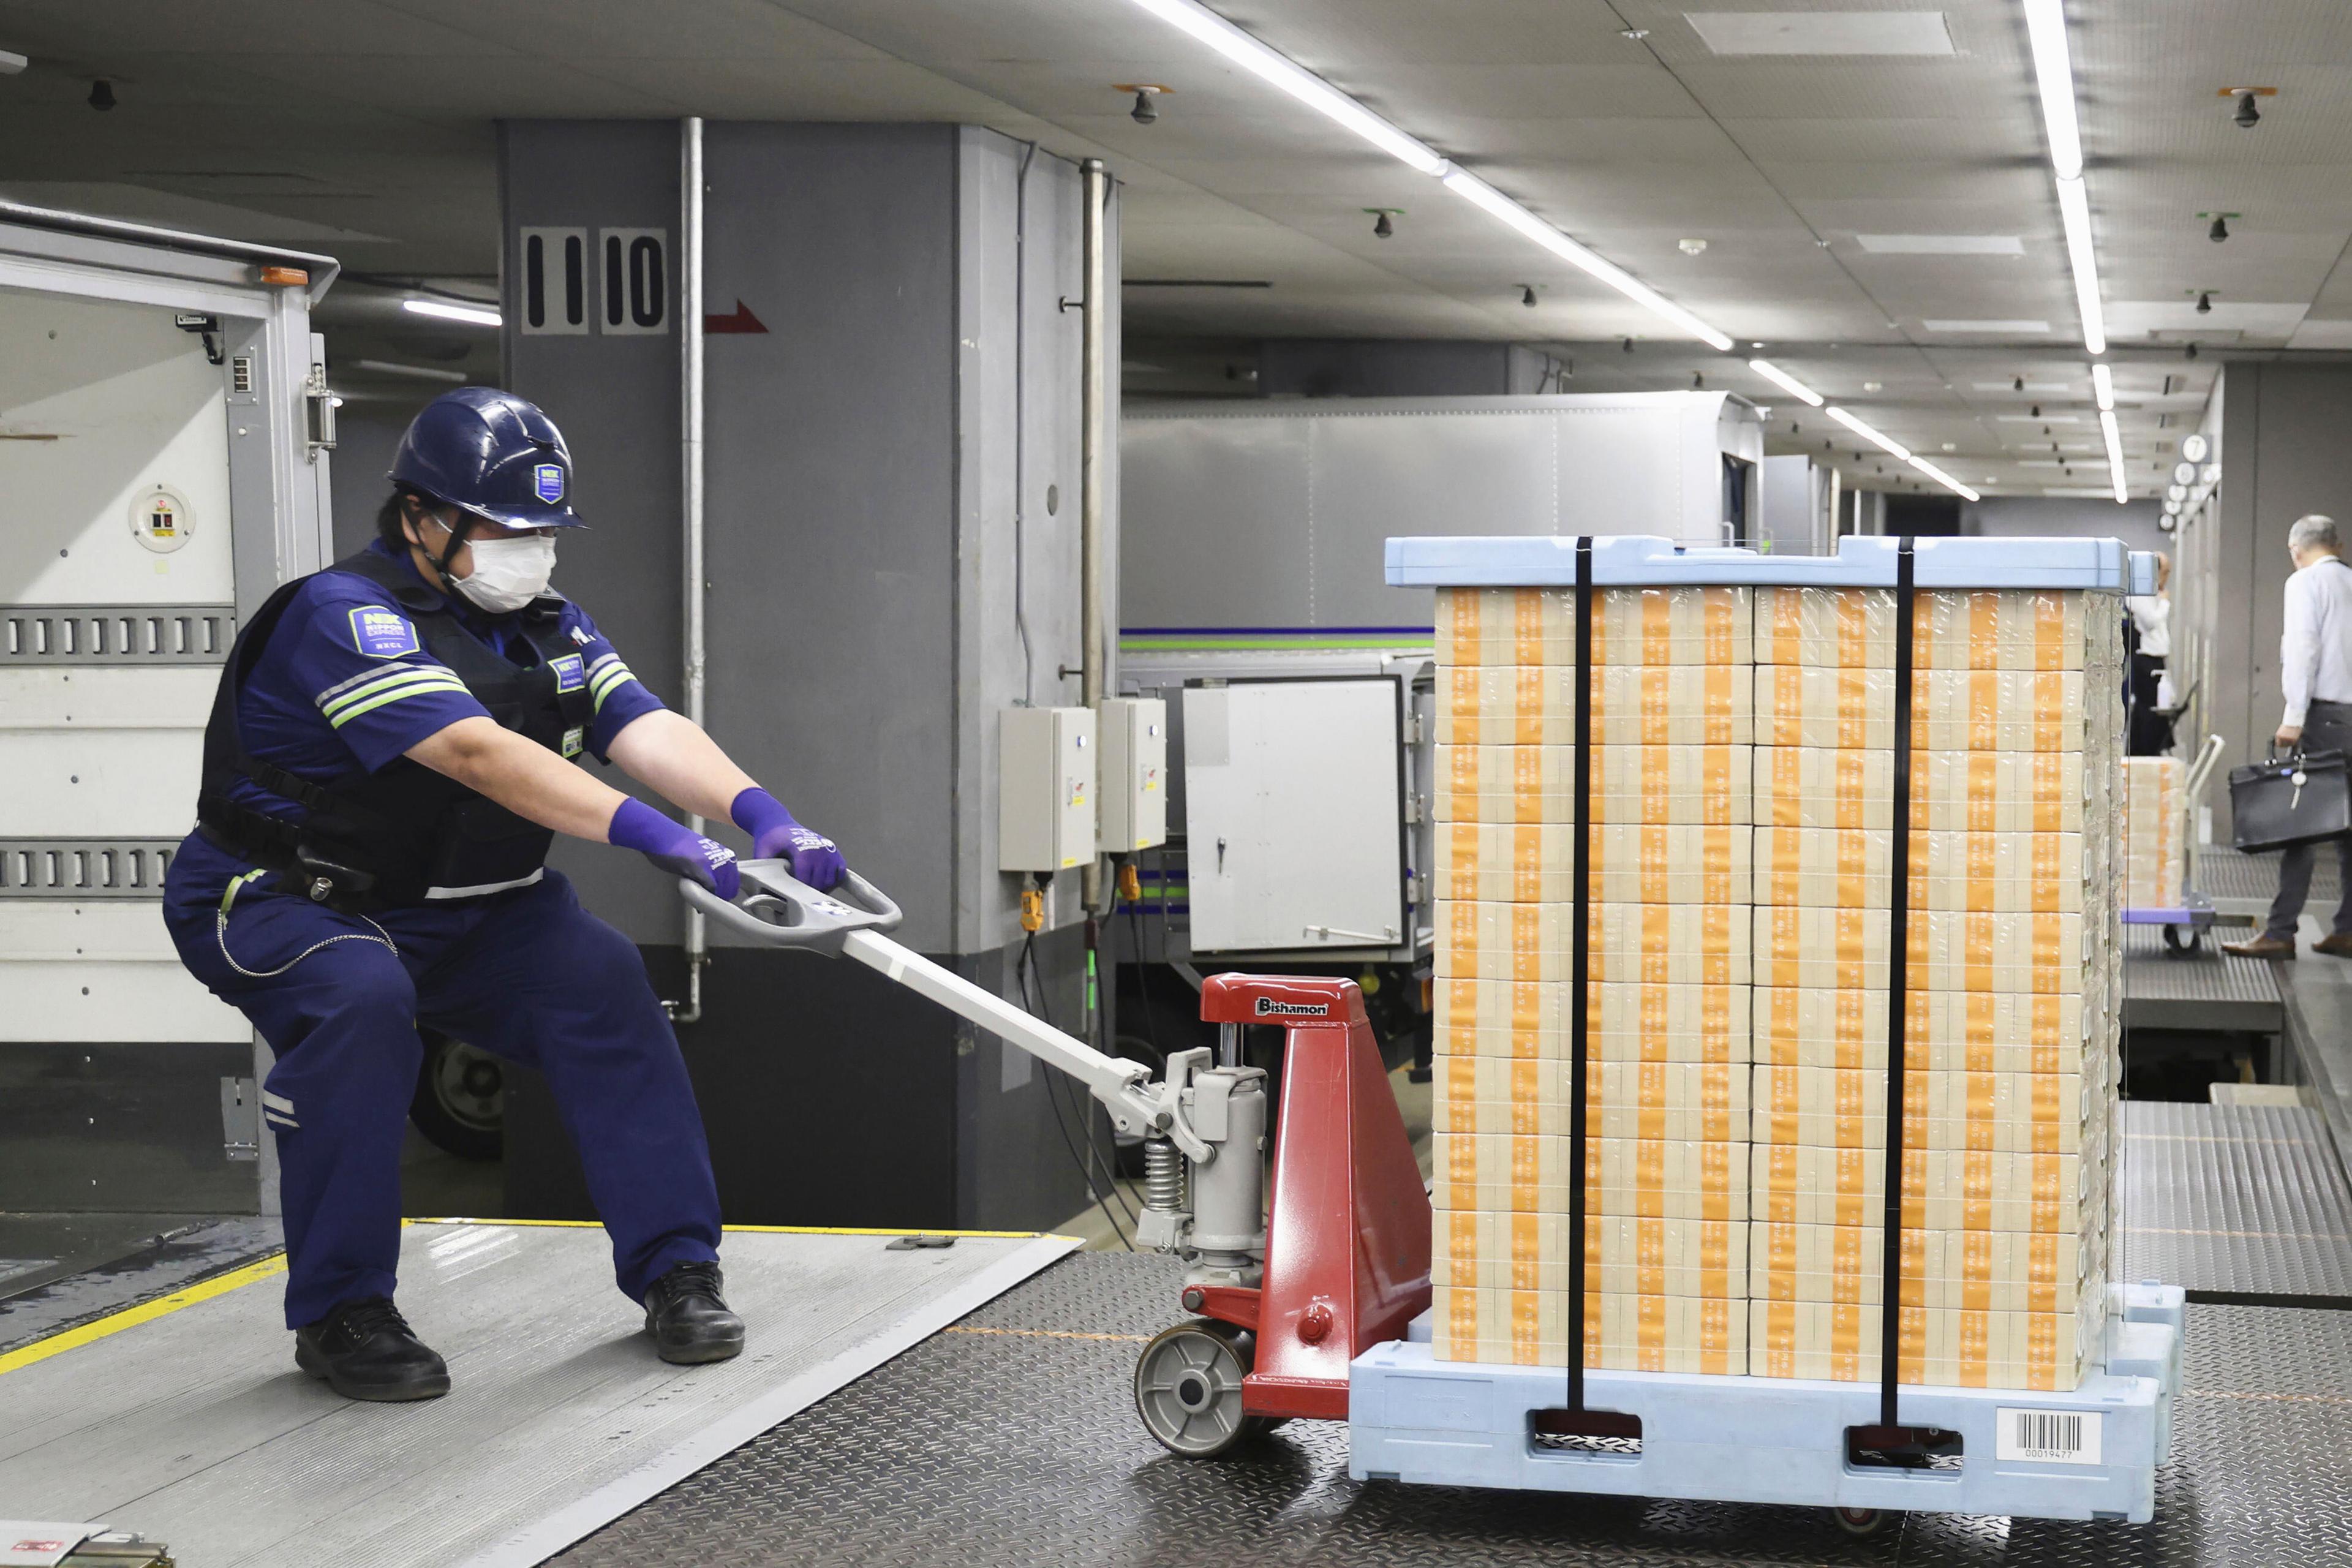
2126, 550, 2173, 755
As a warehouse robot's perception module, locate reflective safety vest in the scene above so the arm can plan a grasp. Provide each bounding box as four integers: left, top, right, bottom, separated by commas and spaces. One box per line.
195, 548, 593, 907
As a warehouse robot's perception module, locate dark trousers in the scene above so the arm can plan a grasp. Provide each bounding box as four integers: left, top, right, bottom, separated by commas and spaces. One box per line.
2269, 698, 2352, 940
164, 832, 722, 1327
2128, 652, 2174, 756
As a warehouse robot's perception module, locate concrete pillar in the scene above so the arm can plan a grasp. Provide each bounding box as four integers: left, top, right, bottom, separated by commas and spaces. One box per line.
496, 121, 1119, 1231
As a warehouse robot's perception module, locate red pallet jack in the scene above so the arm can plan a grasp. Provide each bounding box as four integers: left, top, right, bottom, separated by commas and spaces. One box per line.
685, 865, 1431, 1455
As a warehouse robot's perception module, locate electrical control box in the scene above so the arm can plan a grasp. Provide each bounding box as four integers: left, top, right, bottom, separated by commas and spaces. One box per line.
1098, 696, 1168, 853
999, 706, 1096, 873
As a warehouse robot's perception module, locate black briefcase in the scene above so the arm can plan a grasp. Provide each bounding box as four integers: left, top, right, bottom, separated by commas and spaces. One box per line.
2231, 747, 2352, 852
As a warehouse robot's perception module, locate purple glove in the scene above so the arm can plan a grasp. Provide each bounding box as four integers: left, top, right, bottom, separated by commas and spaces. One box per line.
609, 797, 739, 901
732, 786, 846, 891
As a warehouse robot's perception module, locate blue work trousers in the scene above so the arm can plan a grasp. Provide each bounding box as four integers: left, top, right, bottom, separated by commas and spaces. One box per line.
163, 832, 721, 1328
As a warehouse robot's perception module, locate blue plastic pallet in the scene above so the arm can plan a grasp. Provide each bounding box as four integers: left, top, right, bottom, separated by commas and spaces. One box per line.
1385, 532, 2157, 594
1348, 1283, 2184, 1524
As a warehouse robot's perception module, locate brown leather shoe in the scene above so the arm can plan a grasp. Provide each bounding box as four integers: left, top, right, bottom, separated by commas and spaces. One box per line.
2222, 935, 2298, 960
2313, 933, 2352, 959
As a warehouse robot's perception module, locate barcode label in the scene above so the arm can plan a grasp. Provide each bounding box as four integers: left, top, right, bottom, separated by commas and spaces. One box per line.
1997, 1406, 2102, 1465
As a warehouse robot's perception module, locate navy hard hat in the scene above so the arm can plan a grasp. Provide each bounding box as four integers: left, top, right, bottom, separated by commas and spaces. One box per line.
388, 387, 585, 531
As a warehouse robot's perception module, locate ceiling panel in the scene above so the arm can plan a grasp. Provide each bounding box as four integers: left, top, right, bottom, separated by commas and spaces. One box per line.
0, 0, 2340, 495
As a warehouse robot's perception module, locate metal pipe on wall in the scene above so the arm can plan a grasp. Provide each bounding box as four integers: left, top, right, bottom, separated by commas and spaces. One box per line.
1079, 157, 1109, 913
671, 114, 709, 1023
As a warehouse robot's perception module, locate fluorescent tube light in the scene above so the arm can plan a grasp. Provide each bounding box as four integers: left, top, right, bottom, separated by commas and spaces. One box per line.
1748, 358, 1823, 407
1826, 404, 1911, 462
2100, 409, 2127, 501
1907, 456, 1982, 502
2054, 179, 2105, 355
2092, 361, 2114, 410
1441, 168, 1735, 349
2021, 0, 2083, 180
353, 358, 469, 383
403, 298, 500, 328
1124, 0, 1445, 175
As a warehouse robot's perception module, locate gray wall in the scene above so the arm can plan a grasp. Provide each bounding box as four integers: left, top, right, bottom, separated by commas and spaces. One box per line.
1259, 339, 1568, 398
1961, 495, 2166, 556
499, 119, 691, 945
500, 122, 1104, 958
324, 405, 415, 559
2203, 364, 2352, 785
498, 121, 1113, 1231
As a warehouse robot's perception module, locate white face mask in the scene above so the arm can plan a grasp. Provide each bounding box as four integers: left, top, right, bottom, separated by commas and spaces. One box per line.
452, 532, 557, 613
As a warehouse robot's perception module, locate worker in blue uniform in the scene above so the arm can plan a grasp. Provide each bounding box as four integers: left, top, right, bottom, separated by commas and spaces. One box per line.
162, 387, 846, 1402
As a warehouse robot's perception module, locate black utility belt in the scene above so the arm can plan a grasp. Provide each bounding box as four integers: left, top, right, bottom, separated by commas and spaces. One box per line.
197, 818, 391, 913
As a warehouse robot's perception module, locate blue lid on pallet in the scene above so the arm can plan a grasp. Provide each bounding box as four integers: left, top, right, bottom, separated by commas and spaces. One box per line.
1385, 533, 2147, 592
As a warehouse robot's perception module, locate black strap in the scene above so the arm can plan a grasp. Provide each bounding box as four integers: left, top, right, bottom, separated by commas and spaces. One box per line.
1568, 536, 1593, 1411
1880, 537, 1917, 1426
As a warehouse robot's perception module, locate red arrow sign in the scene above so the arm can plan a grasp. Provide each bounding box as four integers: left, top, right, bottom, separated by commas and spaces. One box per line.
704, 299, 767, 334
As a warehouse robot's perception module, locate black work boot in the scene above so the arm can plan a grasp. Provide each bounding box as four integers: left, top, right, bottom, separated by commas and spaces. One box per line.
294, 1296, 450, 1401
643, 1260, 745, 1365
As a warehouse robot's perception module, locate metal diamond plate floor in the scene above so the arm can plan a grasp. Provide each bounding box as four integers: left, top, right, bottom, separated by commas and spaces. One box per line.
2122, 924, 2282, 1032
554, 1253, 2352, 1568
2199, 845, 2337, 907
2119, 1099, 2352, 1302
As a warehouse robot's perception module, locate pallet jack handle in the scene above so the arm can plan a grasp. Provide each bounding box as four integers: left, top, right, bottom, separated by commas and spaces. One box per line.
681, 862, 1213, 1159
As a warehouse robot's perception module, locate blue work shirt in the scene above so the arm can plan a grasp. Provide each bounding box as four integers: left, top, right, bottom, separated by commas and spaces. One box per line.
225, 538, 662, 820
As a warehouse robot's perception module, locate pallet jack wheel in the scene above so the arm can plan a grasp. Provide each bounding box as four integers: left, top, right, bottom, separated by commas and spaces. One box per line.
2162, 923, 2202, 954
1134, 1319, 1267, 1458
1829, 1506, 1893, 1537
409, 1028, 505, 1161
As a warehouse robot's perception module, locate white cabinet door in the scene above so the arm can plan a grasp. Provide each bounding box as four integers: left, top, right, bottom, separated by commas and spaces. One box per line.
1183, 678, 1405, 954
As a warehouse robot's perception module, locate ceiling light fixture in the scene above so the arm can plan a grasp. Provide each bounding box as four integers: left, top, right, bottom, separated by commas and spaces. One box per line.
1749, 358, 1823, 406
1827, 405, 1911, 462
2021, 0, 2083, 179
1909, 458, 1981, 502
1439, 168, 1735, 348
1124, 0, 1444, 173
0, 48, 28, 75
1125, 0, 1735, 350
2092, 362, 2114, 410
352, 358, 469, 383
2054, 178, 2106, 354
402, 298, 501, 328
2100, 410, 2128, 501
2021, 1, 2107, 356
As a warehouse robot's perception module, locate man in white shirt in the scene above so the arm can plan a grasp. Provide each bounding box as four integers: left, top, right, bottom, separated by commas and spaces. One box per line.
2125, 551, 2173, 755
2226, 514, 2352, 959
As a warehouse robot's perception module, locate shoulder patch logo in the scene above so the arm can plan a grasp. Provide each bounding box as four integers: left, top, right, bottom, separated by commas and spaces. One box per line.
350, 605, 421, 659
533, 463, 566, 504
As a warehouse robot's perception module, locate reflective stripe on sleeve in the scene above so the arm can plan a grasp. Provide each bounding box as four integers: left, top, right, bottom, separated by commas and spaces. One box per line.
318, 666, 471, 728
587, 654, 638, 712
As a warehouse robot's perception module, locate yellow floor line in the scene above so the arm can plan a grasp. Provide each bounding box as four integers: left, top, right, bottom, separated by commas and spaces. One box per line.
941, 1325, 1153, 1344
0, 1252, 287, 1378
